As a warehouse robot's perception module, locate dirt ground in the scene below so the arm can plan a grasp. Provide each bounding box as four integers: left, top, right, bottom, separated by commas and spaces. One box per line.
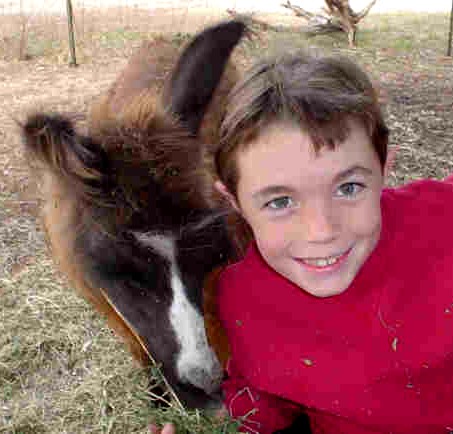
0, 53, 127, 276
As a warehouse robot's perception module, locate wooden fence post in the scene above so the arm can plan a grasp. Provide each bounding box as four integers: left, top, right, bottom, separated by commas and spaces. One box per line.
66, 0, 77, 66
448, 0, 453, 56
18, 0, 29, 60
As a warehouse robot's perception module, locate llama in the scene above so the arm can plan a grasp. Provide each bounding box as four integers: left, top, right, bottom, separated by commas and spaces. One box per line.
22, 20, 246, 410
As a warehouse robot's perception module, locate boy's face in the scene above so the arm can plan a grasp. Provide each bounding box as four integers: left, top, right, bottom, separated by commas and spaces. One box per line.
228, 119, 384, 298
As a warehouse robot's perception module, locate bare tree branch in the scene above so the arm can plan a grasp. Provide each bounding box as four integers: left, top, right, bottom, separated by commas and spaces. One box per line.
282, 0, 377, 48
355, 0, 378, 21
226, 9, 283, 32
281, 1, 315, 20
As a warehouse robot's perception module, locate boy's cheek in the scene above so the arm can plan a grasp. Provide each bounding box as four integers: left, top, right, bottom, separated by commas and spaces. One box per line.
255, 225, 293, 257
352, 197, 382, 236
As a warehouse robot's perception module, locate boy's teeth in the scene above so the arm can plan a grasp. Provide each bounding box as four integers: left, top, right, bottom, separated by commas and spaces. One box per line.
304, 254, 340, 267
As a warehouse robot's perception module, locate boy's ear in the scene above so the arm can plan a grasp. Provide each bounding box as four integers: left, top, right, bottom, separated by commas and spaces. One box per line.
384, 145, 399, 179
166, 20, 246, 134
214, 180, 241, 213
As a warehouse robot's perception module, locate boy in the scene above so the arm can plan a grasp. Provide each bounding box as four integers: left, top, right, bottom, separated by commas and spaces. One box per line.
213, 51, 453, 433
153, 52, 453, 433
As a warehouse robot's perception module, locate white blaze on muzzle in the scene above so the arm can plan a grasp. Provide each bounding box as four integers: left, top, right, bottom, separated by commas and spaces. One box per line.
134, 231, 223, 395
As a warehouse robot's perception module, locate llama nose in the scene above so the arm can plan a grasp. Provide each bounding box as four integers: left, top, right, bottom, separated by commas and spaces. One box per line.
178, 349, 224, 395
185, 363, 223, 395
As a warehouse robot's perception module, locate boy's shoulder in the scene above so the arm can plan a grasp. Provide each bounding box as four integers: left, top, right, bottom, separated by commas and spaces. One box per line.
381, 177, 453, 281
218, 243, 268, 293
382, 177, 453, 219
384, 177, 453, 200
217, 243, 289, 315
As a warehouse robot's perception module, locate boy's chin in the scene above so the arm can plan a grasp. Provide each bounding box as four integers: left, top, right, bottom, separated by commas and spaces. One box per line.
283, 270, 355, 298
302, 284, 350, 298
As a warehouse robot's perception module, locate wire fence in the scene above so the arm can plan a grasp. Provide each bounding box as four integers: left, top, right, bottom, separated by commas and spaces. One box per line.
1, 0, 451, 62
0, 0, 268, 62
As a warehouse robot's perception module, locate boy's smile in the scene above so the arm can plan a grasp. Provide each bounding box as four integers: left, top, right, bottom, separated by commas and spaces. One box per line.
296, 247, 352, 271
226, 118, 384, 298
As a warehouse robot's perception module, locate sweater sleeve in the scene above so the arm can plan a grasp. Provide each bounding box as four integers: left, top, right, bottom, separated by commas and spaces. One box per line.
222, 357, 302, 434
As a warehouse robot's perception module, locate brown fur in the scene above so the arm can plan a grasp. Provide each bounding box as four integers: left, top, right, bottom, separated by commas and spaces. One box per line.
32, 33, 239, 370
203, 267, 231, 367
40, 171, 151, 364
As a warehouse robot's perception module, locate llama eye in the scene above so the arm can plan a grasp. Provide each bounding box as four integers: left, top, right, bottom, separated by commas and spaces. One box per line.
265, 196, 294, 210
336, 182, 365, 198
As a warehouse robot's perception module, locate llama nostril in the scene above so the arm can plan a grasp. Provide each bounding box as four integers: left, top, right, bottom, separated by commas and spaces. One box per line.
185, 365, 223, 395
182, 354, 224, 395
178, 348, 224, 396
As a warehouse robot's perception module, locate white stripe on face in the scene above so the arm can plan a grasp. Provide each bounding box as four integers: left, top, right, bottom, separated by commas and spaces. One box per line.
169, 268, 223, 394
133, 231, 222, 394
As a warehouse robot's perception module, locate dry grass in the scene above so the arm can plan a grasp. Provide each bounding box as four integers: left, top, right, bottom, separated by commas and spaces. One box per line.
1, 7, 453, 433
1, 260, 150, 433
0, 261, 240, 433
0, 7, 232, 63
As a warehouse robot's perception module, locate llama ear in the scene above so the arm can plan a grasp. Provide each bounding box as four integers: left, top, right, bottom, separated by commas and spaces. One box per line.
22, 113, 109, 198
166, 20, 247, 134
22, 113, 77, 160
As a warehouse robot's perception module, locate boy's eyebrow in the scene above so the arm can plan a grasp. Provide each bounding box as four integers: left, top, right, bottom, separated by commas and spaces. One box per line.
334, 165, 373, 182
252, 185, 296, 200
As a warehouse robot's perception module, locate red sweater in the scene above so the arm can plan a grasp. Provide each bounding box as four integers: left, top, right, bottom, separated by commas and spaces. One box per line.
218, 179, 453, 434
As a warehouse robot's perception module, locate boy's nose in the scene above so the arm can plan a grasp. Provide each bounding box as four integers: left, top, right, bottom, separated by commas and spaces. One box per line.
299, 202, 337, 243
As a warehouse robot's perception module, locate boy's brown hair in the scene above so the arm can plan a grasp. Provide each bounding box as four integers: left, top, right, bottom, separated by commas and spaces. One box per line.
215, 51, 389, 197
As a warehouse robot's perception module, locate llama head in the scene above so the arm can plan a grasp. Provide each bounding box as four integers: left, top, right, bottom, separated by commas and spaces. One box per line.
23, 20, 246, 409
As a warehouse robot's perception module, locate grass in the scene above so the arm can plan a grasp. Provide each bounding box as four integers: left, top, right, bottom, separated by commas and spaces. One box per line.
2, 7, 453, 434
0, 194, 45, 278
97, 29, 145, 48
256, 12, 452, 69
0, 260, 241, 433
1, 11, 451, 70
23, 33, 64, 58
0, 6, 225, 62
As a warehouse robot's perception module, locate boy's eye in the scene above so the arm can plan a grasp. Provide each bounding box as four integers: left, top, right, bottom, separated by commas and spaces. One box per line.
265, 196, 295, 210
336, 182, 365, 198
